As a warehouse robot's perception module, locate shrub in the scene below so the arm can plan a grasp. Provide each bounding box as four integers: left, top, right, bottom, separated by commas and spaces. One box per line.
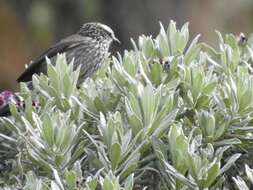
1, 21, 253, 189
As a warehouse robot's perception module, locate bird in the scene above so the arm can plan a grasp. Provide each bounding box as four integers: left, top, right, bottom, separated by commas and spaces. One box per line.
17, 22, 119, 86
0, 22, 119, 116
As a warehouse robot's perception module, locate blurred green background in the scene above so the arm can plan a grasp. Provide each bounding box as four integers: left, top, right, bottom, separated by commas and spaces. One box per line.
1, 0, 253, 91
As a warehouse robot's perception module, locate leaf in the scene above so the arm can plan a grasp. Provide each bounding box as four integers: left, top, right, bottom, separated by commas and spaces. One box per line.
220, 153, 241, 174
233, 176, 249, 190
110, 143, 121, 171
151, 63, 162, 85
141, 85, 160, 127
199, 111, 216, 138
168, 20, 177, 55
163, 161, 198, 188
47, 62, 59, 91
103, 176, 115, 190
86, 176, 98, 190
53, 168, 64, 190
181, 22, 189, 46
119, 152, 140, 179
204, 163, 220, 188
239, 90, 252, 112
124, 174, 134, 190
63, 73, 72, 98
157, 22, 170, 57
42, 114, 54, 146
202, 43, 221, 63
184, 35, 201, 65
51, 181, 61, 190
192, 72, 203, 102
64, 170, 77, 189
214, 138, 241, 146
142, 36, 155, 58
245, 165, 253, 184
203, 82, 217, 95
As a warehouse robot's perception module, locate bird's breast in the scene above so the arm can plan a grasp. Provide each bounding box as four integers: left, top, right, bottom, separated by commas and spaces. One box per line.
64, 41, 110, 82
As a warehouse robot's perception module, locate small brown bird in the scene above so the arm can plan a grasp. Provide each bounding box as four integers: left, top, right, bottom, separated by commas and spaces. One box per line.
17, 22, 119, 86
0, 22, 119, 116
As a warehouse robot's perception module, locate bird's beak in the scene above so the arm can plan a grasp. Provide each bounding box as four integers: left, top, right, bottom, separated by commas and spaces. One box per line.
113, 35, 121, 44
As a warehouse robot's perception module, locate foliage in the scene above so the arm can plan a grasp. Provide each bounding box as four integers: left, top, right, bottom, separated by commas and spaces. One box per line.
1, 20, 253, 189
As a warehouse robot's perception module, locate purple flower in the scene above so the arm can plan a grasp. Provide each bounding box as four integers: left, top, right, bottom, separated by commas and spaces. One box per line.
0, 91, 20, 109
0, 91, 41, 116
0, 91, 22, 116
0, 95, 4, 106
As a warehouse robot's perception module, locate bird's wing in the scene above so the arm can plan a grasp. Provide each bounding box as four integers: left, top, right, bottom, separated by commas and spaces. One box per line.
17, 34, 86, 82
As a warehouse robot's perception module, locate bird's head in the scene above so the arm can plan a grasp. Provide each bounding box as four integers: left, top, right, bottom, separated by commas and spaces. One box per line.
78, 22, 120, 44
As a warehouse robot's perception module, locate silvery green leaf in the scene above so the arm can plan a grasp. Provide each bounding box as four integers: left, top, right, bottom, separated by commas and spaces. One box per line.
110, 142, 121, 171
220, 153, 241, 174
124, 174, 134, 190
51, 181, 62, 190
53, 168, 64, 190
184, 34, 201, 65
163, 161, 197, 188
64, 169, 77, 189
245, 165, 253, 184
233, 176, 249, 190
156, 22, 170, 57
